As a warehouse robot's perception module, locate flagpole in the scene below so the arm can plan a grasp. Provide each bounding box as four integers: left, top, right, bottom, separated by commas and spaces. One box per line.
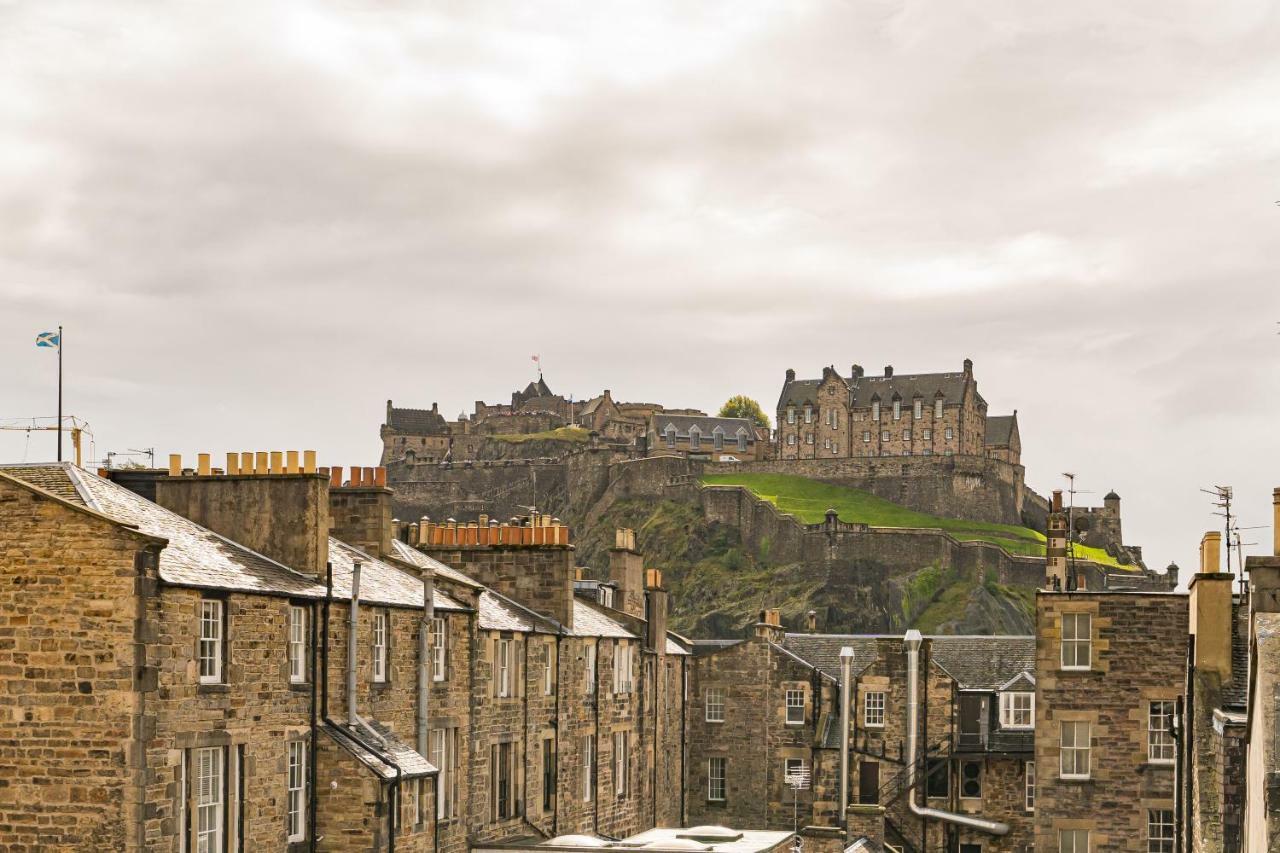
57, 325, 63, 463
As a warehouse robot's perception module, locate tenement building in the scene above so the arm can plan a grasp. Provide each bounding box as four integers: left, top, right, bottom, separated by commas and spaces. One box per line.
0, 458, 690, 852
775, 359, 1018, 463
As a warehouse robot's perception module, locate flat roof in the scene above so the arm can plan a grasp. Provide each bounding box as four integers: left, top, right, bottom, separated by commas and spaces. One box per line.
473, 827, 794, 853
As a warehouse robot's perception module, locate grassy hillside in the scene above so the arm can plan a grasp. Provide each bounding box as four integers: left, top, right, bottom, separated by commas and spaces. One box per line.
701, 472, 1127, 568
490, 426, 590, 444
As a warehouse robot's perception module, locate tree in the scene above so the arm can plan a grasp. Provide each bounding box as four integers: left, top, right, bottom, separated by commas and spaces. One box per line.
718, 395, 770, 429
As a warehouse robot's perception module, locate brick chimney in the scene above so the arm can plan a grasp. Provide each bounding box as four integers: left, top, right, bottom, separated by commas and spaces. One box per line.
153, 451, 328, 579
1189, 532, 1233, 680
326, 465, 392, 558
644, 568, 668, 653
1045, 490, 1068, 590
416, 516, 575, 629
609, 528, 645, 619
1245, 487, 1280, 613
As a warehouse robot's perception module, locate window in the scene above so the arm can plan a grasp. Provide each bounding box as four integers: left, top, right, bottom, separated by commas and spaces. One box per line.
496, 638, 512, 698
713, 429, 723, 451
614, 731, 629, 798
1148, 809, 1174, 853
708, 757, 726, 801
287, 740, 307, 841
787, 408, 796, 424
430, 617, 446, 681
922, 428, 932, 440
864, 691, 885, 727
784, 758, 808, 790
926, 759, 949, 797
1059, 829, 1089, 853
665, 426, 676, 448
491, 741, 516, 821
706, 687, 725, 722
1060, 721, 1091, 779
1148, 701, 1175, 762
871, 401, 880, 421
613, 642, 634, 694
543, 644, 554, 695
913, 399, 922, 419
1025, 761, 1035, 811
542, 738, 556, 812
960, 760, 981, 799
881, 430, 890, 442
199, 599, 223, 684
689, 427, 701, 451
599, 587, 613, 609
288, 605, 307, 684
1000, 692, 1034, 729
892, 400, 901, 420
804, 406, 812, 423
862, 431, 871, 443
786, 434, 796, 446
902, 429, 911, 441
785, 689, 805, 725
585, 643, 597, 694
806, 434, 814, 445
408, 778, 422, 827
823, 438, 830, 450
737, 431, 748, 451
372, 611, 388, 683
582, 735, 595, 802
194, 746, 225, 853
943, 427, 954, 440
935, 398, 944, 418
1061, 613, 1092, 669
431, 727, 459, 819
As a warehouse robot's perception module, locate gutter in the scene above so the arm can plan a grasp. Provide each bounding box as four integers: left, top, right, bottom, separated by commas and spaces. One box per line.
903, 630, 1009, 835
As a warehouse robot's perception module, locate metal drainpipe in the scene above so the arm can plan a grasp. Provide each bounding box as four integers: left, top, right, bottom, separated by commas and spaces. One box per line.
839, 647, 853, 827
418, 571, 434, 779
347, 561, 386, 747
904, 630, 1009, 835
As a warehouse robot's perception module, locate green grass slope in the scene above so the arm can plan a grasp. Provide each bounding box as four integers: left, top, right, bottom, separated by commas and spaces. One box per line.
701, 472, 1126, 568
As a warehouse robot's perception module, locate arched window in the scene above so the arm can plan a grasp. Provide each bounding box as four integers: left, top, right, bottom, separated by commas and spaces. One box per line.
935, 397, 944, 419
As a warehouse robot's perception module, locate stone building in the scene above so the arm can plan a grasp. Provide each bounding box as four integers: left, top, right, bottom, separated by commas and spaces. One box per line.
0, 458, 689, 852
646, 414, 765, 462
774, 359, 1017, 464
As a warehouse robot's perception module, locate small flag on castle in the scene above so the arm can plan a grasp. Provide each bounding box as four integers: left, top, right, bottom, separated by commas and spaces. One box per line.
35, 330, 60, 349
532, 353, 541, 376
35, 326, 65, 462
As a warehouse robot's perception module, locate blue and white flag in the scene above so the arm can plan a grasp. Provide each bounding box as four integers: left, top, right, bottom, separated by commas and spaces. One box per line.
35, 330, 59, 349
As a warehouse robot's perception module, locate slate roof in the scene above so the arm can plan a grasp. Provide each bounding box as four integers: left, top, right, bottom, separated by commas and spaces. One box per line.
0, 462, 87, 504
780, 635, 881, 681
653, 414, 755, 440
777, 379, 823, 409
690, 639, 745, 656
567, 599, 636, 639
329, 538, 466, 612
1223, 599, 1249, 711
984, 415, 1017, 446
929, 636, 1036, 691
478, 589, 559, 633
778, 368, 984, 411
321, 720, 436, 780
389, 539, 483, 589
386, 405, 448, 435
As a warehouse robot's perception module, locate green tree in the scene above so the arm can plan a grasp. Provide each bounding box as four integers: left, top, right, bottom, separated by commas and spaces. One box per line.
718, 395, 770, 429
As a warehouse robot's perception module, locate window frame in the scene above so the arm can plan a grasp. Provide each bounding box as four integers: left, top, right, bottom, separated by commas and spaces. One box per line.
372, 610, 389, 683
585, 642, 597, 694
999, 691, 1034, 729
287, 739, 307, 842
783, 758, 808, 790
913, 399, 922, 419
582, 735, 595, 803
705, 687, 726, 723
864, 691, 886, 728
1060, 613, 1092, 670
614, 731, 629, 799
193, 745, 225, 853
935, 398, 944, 418
1060, 721, 1091, 780
892, 400, 901, 420
707, 756, 726, 802
430, 617, 446, 682
1059, 829, 1090, 853
543, 642, 554, 696
288, 604, 308, 685
496, 638, 512, 698
1147, 808, 1174, 853
785, 688, 805, 726
1024, 760, 1035, 811
198, 598, 224, 685
1148, 701, 1175, 763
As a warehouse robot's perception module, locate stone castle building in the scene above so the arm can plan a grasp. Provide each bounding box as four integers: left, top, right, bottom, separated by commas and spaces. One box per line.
775, 359, 1017, 464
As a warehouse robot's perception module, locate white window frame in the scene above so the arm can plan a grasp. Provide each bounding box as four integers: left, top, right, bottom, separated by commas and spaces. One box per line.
707, 756, 726, 802
288, 605, 307, 684
1059, 829, 1089, 853
922, 428, 932, 440
689, 426, 701, 450
935, 398, 944, 418
862, 431, 871, 443
585, 642, 597, 694
1061, 613, 1092, 670
804, 406, 812, 423
999, 692, 1034, 729
787, 434, 796, 446
408, 778, 422, 828
614, 731, 628, 798
864, 691, 886, 727
705, 687, 725, 723
787, 407, 795, 425
881, 430, 890, 442
892, 400, 901, 420
737, 430, 748, 451
372, 610, 388, 683
903, 429, 911, 441
613, 641, 633, 695
496, 638, 512, 698
430, 617, 446, 682
871, 401, 880, 421
544, 643, 554, 696
1148, 701, 1175, 763
287, 740, 306, 842
783, 758, 808, 790
785, 688, 805, 726
1025, 760, 1035, 811
913, 399, 922, 419
199, 599, 224, 685
195, 745, 225, 853
713, 428, 724, 451
1060, 721, 1091, 780
1148, 808, 1174, 853
944, 427, 954, 440
582, 735, 595, 802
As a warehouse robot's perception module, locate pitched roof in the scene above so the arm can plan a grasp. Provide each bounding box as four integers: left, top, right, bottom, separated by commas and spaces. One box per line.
690, 639, 745, 657
780, 635, 880, 680
321, 720, 436, 780
653, 414, 755, 440
779, 367, 984, 411
777, 379, 822, 409
0, 462, 87, 504
389, 539, 483, 589
1223, 599, 1249, 711
386, 405, 448, 435
929, 636, 1036, 690
478, 589, 559, 633
984, 414, 1017, 446
328, 538, 466, 612
567, 599, 637, 639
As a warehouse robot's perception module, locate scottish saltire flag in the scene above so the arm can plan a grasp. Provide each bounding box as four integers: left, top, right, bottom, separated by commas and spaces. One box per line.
35, 331, 60, 349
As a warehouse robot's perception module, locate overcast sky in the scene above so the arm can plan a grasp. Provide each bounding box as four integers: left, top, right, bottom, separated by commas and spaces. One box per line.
2, 1, 1278, 576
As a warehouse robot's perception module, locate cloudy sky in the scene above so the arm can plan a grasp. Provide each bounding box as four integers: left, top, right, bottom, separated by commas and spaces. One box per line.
2, 1, 1277, 575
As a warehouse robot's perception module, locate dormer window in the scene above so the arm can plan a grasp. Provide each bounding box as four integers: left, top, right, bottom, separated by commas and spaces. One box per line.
713, 428, 724, 451
913, 399, 922, 419
787, 407, 796, 424
892, 399, 901, 420
736, 429, 748, 452
665, 425, 676, 449
871, 401, 880, 421
804, 406, 812, 423
999, 692, 1034, 729
935, 397, 944, 419
689, 426, 701, 451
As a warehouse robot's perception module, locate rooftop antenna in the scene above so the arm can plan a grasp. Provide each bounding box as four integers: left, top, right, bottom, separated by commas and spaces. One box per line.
1231, 522, 1265, 596
1201, 486, 1234, 578
1061, 474, 1093, 586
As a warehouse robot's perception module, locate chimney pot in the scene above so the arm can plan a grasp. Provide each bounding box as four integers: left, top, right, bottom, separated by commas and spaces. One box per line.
1052, 490, 1063, 512
1200, 532, 1222, 574
255, 452, 269, 476
303, 450, 317, 474
330, 467, 343, 489
374, 467, 387, 489
785, 368, 796, 382
225, 453, 239, 476
168, 454, 182, 477
270, 452, 284, 475
240, 452, 254, 475
286, 450, 299, 474
197, 453, 211, 476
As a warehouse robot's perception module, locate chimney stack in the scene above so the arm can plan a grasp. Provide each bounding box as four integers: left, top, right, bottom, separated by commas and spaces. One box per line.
644, 568, 667, 653
609, 529, 645, 619
851, 364, 864, 379
963, 358, 973, 374
754, 608, 785, 642
1199, 532, 1221, 574
1189, 544, 1233, 680
785, 368, 796, 382
806, 610, 818, 632
1245, 487, 1280, 613
884, 365, 893, 378
329, 465, 394, 558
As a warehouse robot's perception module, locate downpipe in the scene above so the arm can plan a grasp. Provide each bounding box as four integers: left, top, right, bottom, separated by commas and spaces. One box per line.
904, 630, 1009, 836
347, 561, 387, 747
839, 647, 854, 827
